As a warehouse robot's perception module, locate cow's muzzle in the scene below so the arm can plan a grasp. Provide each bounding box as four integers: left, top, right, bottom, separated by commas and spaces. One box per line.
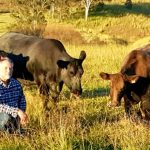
72, 89, 82, 96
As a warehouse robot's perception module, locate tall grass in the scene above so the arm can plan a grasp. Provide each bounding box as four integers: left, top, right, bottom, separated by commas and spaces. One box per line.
0, 44, 149, 150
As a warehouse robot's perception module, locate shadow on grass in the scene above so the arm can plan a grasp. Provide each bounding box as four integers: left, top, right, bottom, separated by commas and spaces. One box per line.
90, 3, 150, 18
72, 139, 119, 150
61, 87, 109, 100
79, 110, 122, 130
82, 87, 109, 99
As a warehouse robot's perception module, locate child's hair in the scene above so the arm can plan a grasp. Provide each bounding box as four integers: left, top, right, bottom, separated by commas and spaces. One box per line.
0, 50, 13, 64
0, 57, 13, 65
0, 50, 8, 60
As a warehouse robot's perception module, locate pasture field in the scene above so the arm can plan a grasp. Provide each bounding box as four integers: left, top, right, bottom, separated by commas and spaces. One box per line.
0, 1, 150, 149
1, 42, 150, 150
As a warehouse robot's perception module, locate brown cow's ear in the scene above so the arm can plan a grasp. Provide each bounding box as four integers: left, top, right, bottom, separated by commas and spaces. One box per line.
99, 72, 111, 80
79, 51, 86, 61
126, 75, 139, 84
57, 60, 70, 69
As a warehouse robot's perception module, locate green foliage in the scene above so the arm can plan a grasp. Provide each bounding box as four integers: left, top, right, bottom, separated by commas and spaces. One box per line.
47, 0, 83, 21
10, 0, 48, 37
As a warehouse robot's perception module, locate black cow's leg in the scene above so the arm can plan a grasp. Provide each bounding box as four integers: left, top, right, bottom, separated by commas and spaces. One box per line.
58, 81, 64, 93
124, 95, 132, 118
124, 92, 141, 116
130, 92, 141, 104
139, 97, 150, 120
139, 101, 145, 119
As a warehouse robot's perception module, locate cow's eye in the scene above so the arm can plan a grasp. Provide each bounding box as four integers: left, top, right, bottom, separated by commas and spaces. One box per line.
70, 71, 75, 76
78, 69, 83, 76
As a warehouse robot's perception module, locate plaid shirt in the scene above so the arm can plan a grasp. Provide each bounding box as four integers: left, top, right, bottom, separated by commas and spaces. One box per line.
0, 78, 26, 117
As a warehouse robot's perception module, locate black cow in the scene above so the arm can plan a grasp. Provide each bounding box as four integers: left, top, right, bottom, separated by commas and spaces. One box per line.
100, 44, 150, 119
0, 32, 86, 109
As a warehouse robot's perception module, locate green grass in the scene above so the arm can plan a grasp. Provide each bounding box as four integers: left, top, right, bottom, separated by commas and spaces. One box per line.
0, 1, 150, 149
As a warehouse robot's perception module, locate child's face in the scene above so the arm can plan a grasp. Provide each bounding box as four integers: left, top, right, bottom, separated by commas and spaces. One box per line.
0, 59, 13, 81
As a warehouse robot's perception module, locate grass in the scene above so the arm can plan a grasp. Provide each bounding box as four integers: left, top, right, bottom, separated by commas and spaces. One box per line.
0, 13, 13, 35
0, 44, 149, 150
0, 1, 150, 149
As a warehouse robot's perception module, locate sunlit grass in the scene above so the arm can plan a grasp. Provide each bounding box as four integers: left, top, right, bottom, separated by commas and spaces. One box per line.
0, 13, 14, 35
0, 44, 149, 150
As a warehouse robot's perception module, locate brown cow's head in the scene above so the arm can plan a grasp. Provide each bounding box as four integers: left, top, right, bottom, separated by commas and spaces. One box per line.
57, 51, 86, 97
100, 72, 139, 107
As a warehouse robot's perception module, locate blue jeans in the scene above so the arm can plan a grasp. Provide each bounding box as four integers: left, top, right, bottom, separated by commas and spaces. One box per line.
0, 112, 20, 133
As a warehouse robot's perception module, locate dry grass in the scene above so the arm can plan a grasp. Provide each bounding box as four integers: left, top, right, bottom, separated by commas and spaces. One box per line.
44, 24, 86, 45
0, 43, 147, 150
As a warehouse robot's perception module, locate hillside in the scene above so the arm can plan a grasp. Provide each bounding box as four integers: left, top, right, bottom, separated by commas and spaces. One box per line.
0, 0, 150, 46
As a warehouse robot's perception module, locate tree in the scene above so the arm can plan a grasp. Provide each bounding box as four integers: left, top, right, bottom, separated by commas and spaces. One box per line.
84, 0, 92, 21
47, 0, 81, 20
10, 0, 48, 37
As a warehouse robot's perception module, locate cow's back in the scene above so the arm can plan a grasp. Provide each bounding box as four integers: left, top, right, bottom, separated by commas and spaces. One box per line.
0, 32, 42, 54
120, 45, 150, 77
0, 32, 71, 61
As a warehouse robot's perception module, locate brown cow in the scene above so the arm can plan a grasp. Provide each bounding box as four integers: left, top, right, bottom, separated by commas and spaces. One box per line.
100, 44, 150, 119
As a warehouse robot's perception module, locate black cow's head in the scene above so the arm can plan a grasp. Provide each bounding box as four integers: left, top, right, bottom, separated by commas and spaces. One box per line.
100, 72, 139, 107
57, 51, 86, 97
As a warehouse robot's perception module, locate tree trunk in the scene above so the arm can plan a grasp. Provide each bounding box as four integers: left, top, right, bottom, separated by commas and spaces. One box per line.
85, 6, 89, 21
84, 0, 91, 21
51, 2, 55, 19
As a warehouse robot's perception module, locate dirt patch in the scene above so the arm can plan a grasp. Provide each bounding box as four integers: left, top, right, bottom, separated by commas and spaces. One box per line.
44, 24, 109, 45
44, 24, 86, 45
0, 2, 11, 13
104, 24, 150, 43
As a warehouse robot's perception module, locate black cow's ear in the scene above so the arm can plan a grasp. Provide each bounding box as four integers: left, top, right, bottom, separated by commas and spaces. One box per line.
100, 72, 111, 80
79, 51, 86, 61
57, 60, 70, 69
